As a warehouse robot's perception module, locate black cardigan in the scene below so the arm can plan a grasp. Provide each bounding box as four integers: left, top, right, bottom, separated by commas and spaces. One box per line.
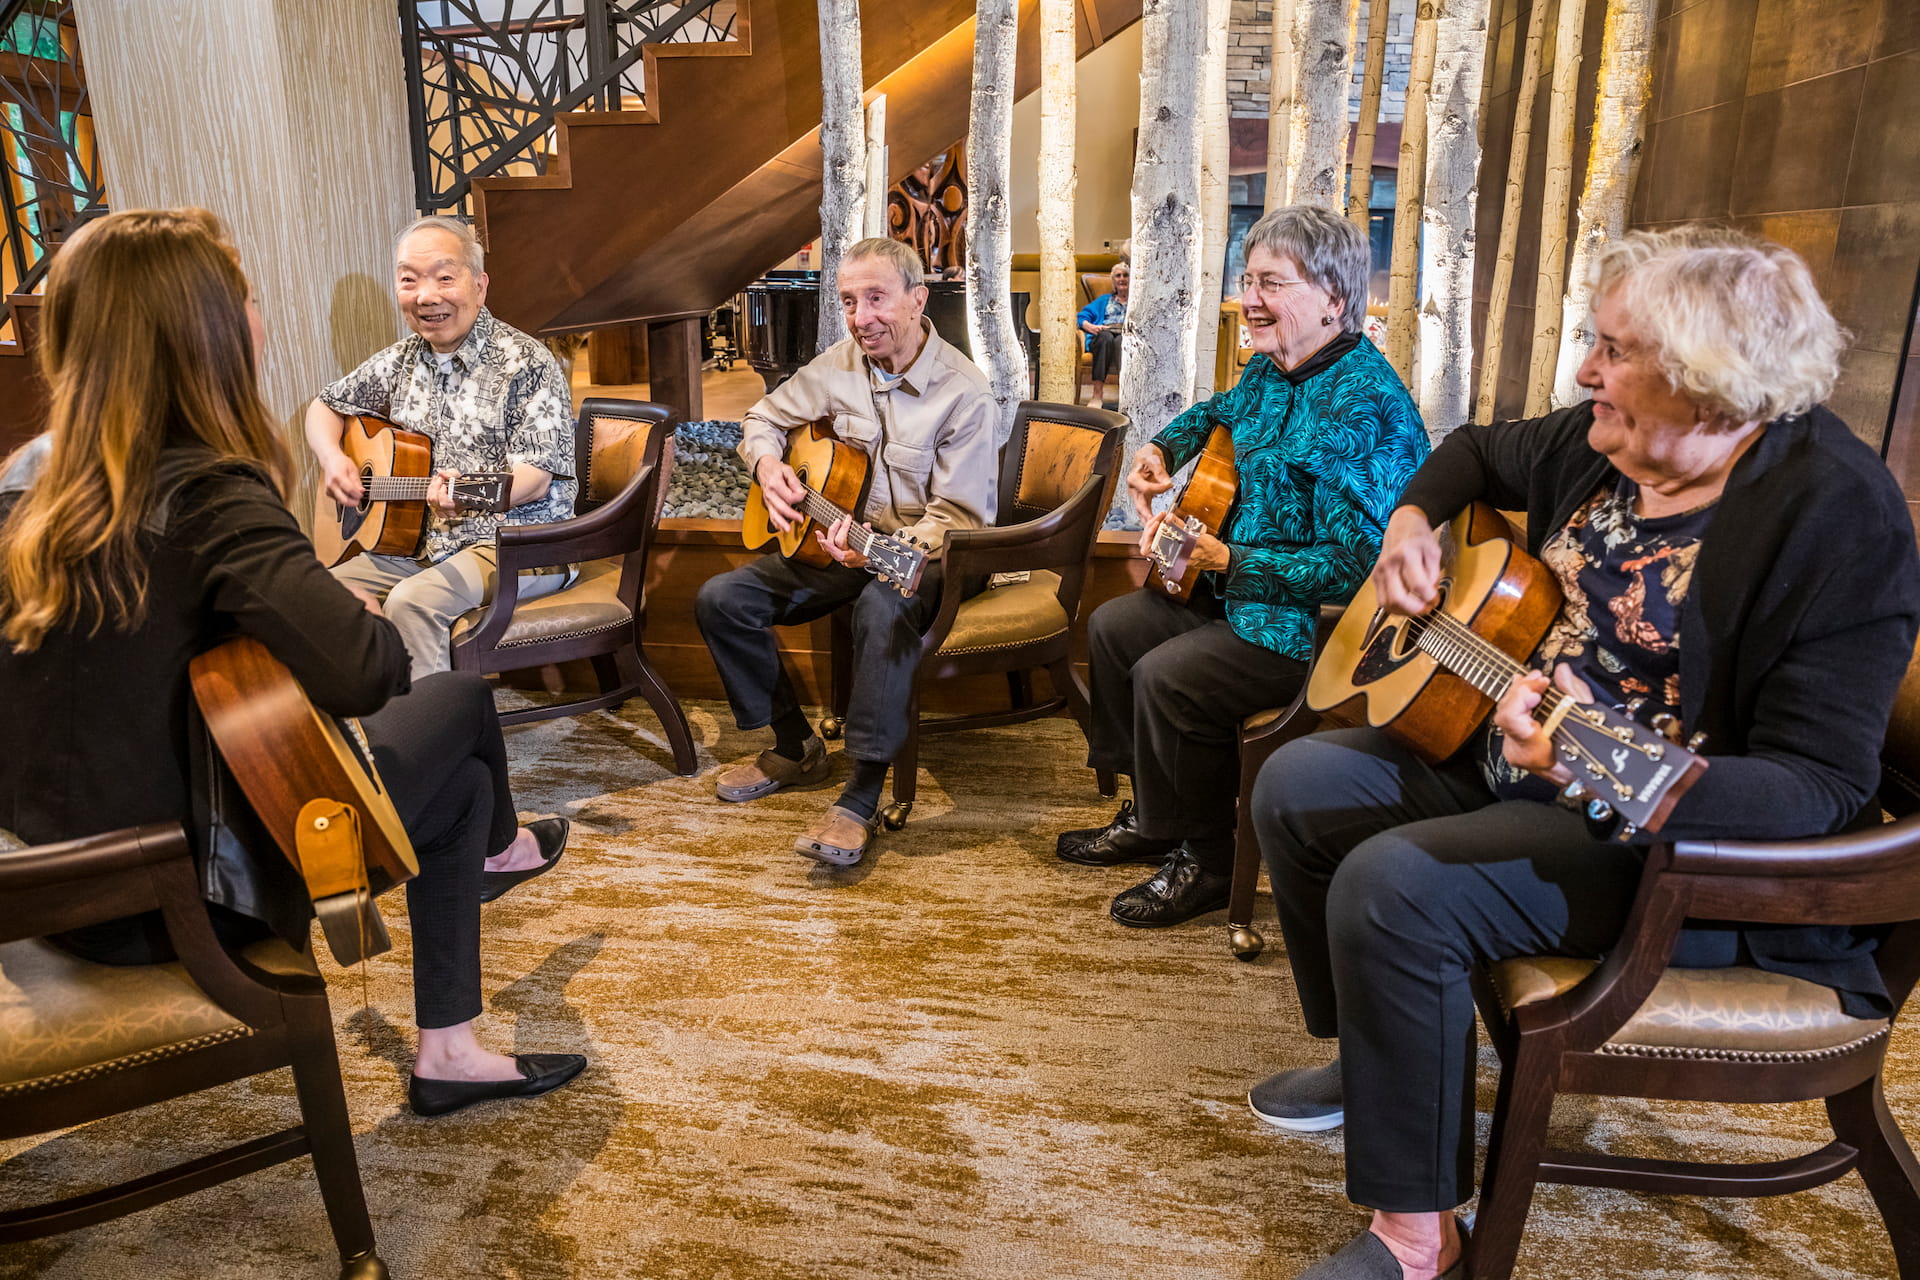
1400, 404, 1920, 1013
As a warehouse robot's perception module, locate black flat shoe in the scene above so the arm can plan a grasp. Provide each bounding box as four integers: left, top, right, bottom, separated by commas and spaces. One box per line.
407, 1052, 587, 1117
1109, 847, 1231, 927
1057, 800, 1178, 867
480, 817, 568, 904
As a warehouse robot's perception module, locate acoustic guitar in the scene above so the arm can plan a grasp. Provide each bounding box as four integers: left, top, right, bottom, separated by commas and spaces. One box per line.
1306, 502, 1708, 838
742, 417, 929, 597
1144, 424, 1236, 601
189, 636, 418, 965
311, 415, 513, 567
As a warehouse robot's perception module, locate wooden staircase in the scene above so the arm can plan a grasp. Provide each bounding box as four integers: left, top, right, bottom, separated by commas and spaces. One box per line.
472, 0, 1142, 344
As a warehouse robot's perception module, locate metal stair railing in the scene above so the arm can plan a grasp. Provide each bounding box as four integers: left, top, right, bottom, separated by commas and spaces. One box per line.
400, 0, 739, 217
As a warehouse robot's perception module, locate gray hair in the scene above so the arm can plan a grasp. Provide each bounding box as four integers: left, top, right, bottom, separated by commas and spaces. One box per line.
1241, 204, 1370, 335
1593, 226, 1845, 424
841, 237, 925, 293
396, 215, 484, 277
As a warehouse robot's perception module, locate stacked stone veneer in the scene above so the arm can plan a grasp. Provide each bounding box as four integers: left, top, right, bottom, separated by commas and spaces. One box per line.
1228, 0, 1415, 123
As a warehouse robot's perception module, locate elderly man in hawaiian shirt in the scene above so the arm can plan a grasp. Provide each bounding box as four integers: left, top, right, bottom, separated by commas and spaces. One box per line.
304, 215, 576, 679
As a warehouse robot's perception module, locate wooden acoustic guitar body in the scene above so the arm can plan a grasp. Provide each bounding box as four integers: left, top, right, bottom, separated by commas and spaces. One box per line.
1308, 502, 1561, 762
1146, 425, 1237, 601
310, 415, 432, 567
742, 418, 873, 568
189, 636, 419, 965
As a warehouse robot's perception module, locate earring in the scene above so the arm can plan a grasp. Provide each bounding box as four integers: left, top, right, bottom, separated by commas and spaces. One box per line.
1320, 314, 1334, 326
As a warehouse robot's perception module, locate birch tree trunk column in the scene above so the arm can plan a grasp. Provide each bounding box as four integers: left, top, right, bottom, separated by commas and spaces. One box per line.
1415, 0, 1488, 436
1193, 0, 1233, 405
1385, 0, 1437, 381
1474, 0, 1549, 420
1525, 0, 1585, 413
1037, 0, 1078, 404
1551, 0, 1653, 406
965, 0, 1026, 443
1118, 0, 1205, 522
1347, 0, 1394, 227
816, 0, 866, 352
1265, 0, 1296, 212
1287, 0, 1354, 208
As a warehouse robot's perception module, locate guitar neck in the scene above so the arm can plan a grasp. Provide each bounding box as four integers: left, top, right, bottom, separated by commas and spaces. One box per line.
363, 477, 436, 502
796, 486, 885, 554
1412, 612, 1529, 705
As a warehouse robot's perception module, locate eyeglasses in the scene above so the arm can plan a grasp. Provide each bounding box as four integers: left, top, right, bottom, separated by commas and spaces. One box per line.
1239, 273, 1306, 297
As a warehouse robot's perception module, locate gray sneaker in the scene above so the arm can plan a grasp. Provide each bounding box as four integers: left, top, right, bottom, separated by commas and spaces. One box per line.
1248, 1059, 1344, 1132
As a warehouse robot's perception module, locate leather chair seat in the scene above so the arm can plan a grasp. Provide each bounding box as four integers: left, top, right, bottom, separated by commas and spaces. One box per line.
451, 556, 627, 649
937, 570, 1067, 656
0, 936, 315, 1094
1243, 705, 1286, 734
1490, 956, 1890, 1058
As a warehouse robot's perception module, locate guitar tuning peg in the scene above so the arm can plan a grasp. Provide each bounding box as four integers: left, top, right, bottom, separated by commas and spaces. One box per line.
1686, 731, 1708, 752
1559, 780, 1587, 805
1650, 712, 1677, 739
1624, 697, 1646, 719
1616, 821, 1639, 842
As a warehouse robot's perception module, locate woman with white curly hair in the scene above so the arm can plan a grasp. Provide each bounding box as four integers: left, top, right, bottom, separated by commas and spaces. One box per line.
1248, 225, 1920, 1279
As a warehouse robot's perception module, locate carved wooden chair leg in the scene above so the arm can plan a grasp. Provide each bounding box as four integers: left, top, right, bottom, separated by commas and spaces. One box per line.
286, 998, 386, 1280
633, 645, 697, 776
1226, 805, 1265, 960
821, 609, 854, 740
882, 697, 920, 830
1007, 669, 1033, 710
1467, 1043, 1556, 1280
1826, 1075, 1920, 1276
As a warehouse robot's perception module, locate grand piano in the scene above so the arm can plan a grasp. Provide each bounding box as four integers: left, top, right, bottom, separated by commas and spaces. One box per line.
743, 273, 1037, 394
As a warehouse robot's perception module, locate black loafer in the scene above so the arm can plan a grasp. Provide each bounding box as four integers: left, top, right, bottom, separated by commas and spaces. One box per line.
1057, 800, 1179, 867
479, 817, 568, 904
1109, 847, 1231, 927
407, 1052, 587, 1117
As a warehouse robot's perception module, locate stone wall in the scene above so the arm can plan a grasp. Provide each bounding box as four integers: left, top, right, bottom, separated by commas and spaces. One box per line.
1227, 0, 1417, 122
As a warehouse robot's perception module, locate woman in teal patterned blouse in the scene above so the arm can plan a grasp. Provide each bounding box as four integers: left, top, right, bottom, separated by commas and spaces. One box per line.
1056, 204, 1430, 928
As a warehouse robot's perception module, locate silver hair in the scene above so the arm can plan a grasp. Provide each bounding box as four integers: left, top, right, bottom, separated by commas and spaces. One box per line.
395, 215, 484, 277
1592, 226, 1846, 424
1241, 204, 1370, 335
841, 237, 925, 293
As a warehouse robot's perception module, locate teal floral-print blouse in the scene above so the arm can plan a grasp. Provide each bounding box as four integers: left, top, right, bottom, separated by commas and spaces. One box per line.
1150, 334, 1429, 660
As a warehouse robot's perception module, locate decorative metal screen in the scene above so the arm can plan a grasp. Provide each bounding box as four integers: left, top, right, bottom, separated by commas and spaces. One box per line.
0, 0, 104, 307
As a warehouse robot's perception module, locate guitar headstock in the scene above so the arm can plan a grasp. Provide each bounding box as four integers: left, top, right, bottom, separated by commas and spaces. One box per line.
1550, 701, 1708, 837
450, 471, 514, 515
866, 531, 928, 598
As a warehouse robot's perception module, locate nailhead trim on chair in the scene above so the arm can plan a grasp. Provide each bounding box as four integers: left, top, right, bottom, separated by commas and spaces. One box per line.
1596, 1025, 1890, 1063
493, 619, 632, 650
0, 1025, 255, 1096
939, 626, 1070, 656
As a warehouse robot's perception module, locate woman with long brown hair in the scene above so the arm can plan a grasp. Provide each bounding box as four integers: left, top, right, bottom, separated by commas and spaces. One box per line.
0, 208, 583, 1116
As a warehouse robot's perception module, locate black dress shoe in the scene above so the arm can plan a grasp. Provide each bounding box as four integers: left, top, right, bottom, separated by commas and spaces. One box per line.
480, 817, 568, 904
1056, 800, 1179, 867
407, 1052, 587, 1117
1109, 848, 1232, 927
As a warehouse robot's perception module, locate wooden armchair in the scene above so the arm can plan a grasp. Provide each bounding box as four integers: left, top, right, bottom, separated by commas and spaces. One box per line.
0, 823, 385, 1278
821, 401, 1128, 827
1226, 603, 1345, 960
451, 397, 695, 774
1465, 649, 1920, 1278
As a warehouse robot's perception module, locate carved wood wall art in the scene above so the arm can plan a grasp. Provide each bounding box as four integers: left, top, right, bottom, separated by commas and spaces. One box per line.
888, 139, 967, 276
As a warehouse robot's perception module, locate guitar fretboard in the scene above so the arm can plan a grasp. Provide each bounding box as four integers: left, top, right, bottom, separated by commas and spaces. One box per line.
364, 478, 437, 501
795, 487, 887, 556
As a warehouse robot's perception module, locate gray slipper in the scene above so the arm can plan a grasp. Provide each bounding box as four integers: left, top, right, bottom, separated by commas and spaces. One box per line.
1249, 1058, 1344, 1132
1295, 1221, 1470, 1279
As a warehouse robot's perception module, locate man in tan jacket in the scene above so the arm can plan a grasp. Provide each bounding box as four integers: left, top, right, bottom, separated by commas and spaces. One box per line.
697, 238, 997, 867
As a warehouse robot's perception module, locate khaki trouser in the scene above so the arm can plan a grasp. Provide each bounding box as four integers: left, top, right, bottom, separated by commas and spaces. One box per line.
331, 544, 569, 680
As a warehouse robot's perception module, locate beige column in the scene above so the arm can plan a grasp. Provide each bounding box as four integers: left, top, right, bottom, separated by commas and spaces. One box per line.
75, 0, 415, 501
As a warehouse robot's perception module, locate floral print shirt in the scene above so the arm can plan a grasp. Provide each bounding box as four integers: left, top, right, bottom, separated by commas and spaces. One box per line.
1150, 335, 1429, 660
1482, 478, 1713, 800
318, 307, 575, 563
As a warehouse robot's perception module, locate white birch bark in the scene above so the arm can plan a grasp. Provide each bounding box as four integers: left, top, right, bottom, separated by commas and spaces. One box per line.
1037, 0, 1079, 404
1287, 0, 1353, 209
1415, 0, 1488, 436
1551, 0, 1654, 406
1385, 0, 1436, 381
1347, 0, 1394, 227
1526, 0, 1585, 414
965, 0, 1027, 443
863, 94, 889, 238
1193, 0, 1232, 405
1118, 0, 1205, 522
1265, 0, 1296, 212
816, 0, 866, 352
1474, 0, 1549, 420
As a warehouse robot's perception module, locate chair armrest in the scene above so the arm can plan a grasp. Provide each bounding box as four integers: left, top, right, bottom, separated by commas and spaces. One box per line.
1666, 813, 1920, 927
940, 473, 1106, 579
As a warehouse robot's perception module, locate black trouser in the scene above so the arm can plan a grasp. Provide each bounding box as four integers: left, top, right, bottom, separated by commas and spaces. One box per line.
1253, 727, 1646, 1211
1088, 329, 1123, 384
696, 552, 944, 764
1084, 587, 1305, 870
362, 671, 518, 1030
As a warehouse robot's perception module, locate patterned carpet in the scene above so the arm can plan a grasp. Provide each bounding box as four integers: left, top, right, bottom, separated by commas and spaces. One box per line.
1, 698, 1913, 1279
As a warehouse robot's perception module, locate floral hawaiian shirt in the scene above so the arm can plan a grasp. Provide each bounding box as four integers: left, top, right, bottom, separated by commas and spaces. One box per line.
318, 307, 575, 563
